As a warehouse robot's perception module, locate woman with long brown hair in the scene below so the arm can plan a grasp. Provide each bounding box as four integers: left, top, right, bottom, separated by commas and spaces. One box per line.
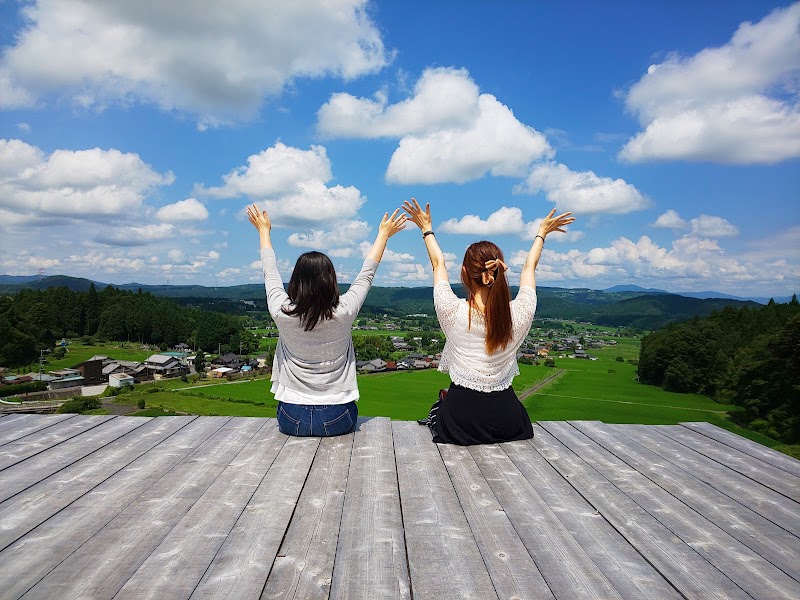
403, 198, 574, 445
248, 204, 406, 437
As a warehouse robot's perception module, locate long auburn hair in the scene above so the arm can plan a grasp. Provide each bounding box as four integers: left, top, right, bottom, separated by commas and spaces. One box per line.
283, 251, 340, 331
461, 241, 513, 354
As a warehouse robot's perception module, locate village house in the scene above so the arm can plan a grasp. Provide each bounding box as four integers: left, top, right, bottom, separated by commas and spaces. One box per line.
144, 354, 187, 379
212, 353, 241, 370
357, 358, 387, 373
73, 357, 107, 386
108, 373, 134, 388
46, 369, 85, 390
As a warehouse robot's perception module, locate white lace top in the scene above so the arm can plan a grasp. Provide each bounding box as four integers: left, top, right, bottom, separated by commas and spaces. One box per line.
434, 280, 538, 392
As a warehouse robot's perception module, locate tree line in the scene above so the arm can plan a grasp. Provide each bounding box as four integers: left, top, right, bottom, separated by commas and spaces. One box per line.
638, 295, 800, 443
0, 283, 246, 367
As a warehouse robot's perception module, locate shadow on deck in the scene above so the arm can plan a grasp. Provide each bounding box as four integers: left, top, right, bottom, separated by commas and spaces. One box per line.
0, 414, 798, 599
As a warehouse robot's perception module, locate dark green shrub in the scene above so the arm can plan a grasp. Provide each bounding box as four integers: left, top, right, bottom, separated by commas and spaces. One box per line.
137, 398, 146, 410
0, 381, 48, 397
57, 397, 101, 414
615, 356, 624, 362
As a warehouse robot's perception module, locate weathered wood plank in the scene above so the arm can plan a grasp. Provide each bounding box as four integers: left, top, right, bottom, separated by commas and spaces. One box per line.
0, 416, 196, 552
0, 414, 75, 446
546, 422, 800, 600
329, 418, 410, 600
572, 421, 800, 581
484, 440, 683, 600
188, 435, 320, 600
681, 422, 800, 477
0, 415, 148, 504
392, 421, 496, 600
439, 443, 556, 600
263, 434, 354, 600
655, 424, 800, 501
0, 414, 115, 471
532, 424, 750, 600
0, 416, 229, 600
622, 424, 800, 536
20, 417, 266, 600
113, 421, 286, 600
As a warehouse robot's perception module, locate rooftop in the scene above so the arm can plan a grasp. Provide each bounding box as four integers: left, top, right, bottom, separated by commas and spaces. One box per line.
0, 414, 797, 599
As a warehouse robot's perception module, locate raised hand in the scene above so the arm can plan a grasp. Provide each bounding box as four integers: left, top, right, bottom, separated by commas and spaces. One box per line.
378, 208, 407, 239
538, 208, 575, 238
246, 204, 272, 233
402, 198, 432, 232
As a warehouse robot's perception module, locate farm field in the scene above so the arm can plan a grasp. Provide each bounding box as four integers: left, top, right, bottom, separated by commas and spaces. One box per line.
37, 344, 152, 372
36, 337, 789, 452
118, 339, 784, 449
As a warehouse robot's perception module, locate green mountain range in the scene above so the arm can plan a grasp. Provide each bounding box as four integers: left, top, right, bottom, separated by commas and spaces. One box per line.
0, 274, 764, 330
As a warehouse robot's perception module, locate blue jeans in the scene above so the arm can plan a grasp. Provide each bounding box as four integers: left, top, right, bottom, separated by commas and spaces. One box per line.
277, 401, 358, 437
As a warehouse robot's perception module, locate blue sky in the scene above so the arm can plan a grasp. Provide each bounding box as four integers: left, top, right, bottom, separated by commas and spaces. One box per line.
0, 0, 798, 295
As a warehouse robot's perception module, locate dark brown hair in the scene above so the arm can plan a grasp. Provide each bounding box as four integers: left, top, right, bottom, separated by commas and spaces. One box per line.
283, 251, 340, 331
461, 240, 513, 354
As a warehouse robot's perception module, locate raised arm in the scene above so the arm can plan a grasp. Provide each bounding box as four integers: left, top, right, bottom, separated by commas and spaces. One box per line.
247, 204, 287, 316
363, 208, 407, 264
339, 209, 406, 317
519, 208, 575, 289
402, 198, 448, 285
247, 203, 273, 251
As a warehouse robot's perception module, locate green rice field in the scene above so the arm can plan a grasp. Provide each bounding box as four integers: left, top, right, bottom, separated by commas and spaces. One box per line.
49, 336, 790, 452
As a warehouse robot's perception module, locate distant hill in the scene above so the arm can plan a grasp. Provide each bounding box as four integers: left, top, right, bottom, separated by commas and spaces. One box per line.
603, 284, 669, 294
0, 273, 770, 330
0, 275, 40, 285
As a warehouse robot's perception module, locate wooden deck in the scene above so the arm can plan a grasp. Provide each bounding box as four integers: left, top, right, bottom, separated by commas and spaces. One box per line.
0, 414, 798, 600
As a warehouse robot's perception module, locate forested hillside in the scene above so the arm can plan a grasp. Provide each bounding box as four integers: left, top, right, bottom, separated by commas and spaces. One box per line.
638, 296, 800, 443
2, 274, 763, 331
0, 284, 246, 367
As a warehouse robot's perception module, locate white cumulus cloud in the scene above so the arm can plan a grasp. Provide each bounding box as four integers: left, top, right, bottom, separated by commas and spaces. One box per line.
689, 214, 739, 238
287, 220, 371, 250
156, 198, 209, 222
652, 209, 688, 230
95, 223, 176, 247
318, 67, 481, 138
619, 3, 800, 164
0, 0, 388, 125
318, 67, 552, 184
0, 139, 174, 221
517, 161, 650, 215
358, 241, 414, 262
197, 143, 366, 226
439, 206, 528, 236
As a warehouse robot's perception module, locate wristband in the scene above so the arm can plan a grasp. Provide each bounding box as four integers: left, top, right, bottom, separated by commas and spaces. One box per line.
423, 230, 435, 238
535, 235, 545, 244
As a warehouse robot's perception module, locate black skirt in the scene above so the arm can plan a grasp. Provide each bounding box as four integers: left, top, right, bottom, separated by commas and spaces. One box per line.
428, 382, 534, 446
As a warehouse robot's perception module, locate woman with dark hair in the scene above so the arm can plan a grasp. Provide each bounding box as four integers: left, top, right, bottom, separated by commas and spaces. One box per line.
403, 198, 575, 445
247, 204, 406, 436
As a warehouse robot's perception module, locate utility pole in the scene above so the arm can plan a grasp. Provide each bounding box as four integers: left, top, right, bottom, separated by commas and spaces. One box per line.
39, 349, 46, 375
